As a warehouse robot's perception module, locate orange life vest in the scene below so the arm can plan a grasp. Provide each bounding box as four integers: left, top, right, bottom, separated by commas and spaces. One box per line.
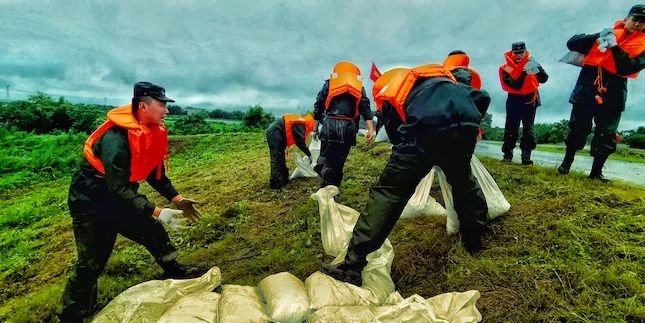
373, 64, 457, 122
283, 113, 315, 148
324, 61, 363, 118
443, 53, 483, 90
499, 50, 540, 95
582, 20, 645, 79
84, 104, 169, 182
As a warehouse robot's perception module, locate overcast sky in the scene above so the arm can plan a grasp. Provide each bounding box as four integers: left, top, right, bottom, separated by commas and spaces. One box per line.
1, 0, 643, 129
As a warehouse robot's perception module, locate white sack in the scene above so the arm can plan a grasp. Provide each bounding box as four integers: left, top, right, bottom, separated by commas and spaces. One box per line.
258, 272, 311, 323
92, 267, 222, 323
310, 185, 360, 257
217, 285, 270, 323
157, 291, 220, 323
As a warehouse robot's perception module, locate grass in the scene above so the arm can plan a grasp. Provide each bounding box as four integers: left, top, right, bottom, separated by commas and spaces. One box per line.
485, 140, 645, 164
1, 132, 644, 322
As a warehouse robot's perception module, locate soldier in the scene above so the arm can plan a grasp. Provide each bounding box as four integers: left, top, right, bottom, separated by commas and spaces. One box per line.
312, 61, 374, 188
499, 42, 549, 165
322, 64, 488, 286
266, 113, 316, 189
558, 5, 645, 181
57, 82, 203, 322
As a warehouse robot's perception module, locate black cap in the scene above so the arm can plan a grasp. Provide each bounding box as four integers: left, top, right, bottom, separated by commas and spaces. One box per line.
512, 41, 526, 53
133, 82, 175, 103
628, 4, 645, 17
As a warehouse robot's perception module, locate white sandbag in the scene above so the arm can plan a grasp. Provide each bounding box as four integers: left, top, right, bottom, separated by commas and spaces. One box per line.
289, 152, 318, 180
306, 239, 396, 309
157, 291, 220, 323
92, 267, 222, 323
425, 290, 482, 322
217, 285, 270, 323
470, 155, 511, 221
401, 167, 448, 219
306, 305, 376, 322
310, 185, 360, 257
309, 137, 321, 164
375, 128, 390, 143
258, 272, 311, 323
559, 50, 585, 67
433, 168, 460, 234
372, 291, 481, 322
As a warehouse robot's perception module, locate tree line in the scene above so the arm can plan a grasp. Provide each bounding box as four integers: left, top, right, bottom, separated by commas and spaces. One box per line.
0, 94, 642, 148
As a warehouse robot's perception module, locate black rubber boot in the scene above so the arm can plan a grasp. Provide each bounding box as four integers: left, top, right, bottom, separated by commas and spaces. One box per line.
521, 150, 533, 165
589, 155, 610, 182
557, 148, 576, 175
501, 152, 513, 163
160, 260, 204, 279
320, 261, 363, 287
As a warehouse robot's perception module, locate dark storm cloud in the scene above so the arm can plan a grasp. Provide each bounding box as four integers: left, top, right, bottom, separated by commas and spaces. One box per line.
0, 0, 642, 129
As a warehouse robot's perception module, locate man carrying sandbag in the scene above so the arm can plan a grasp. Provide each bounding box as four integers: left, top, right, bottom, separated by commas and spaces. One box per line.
321, 64, 489, 286
266, 113, 316, 188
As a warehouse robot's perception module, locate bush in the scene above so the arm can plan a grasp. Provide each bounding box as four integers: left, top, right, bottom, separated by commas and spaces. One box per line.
242, 105, 274, 129
170, 114, 213, 135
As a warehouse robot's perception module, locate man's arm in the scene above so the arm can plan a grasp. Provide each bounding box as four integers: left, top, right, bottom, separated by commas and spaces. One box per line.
536, 64, 548, 83
502, 70, 526, 90
567, 33, 600, 54
611, 48, 645, 76
101, 129, 156, 217
292, 124, 311, 157
313, 81, 329, 121
146, 164, 179, 201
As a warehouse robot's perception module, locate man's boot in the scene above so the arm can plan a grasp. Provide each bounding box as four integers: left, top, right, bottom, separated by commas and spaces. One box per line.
589, 155, 610, 182
521, 150, 533, 165
320, 261, 363, 287
160, 260, 203, 279
557, 148, 576, 175
501, 152, 513, 163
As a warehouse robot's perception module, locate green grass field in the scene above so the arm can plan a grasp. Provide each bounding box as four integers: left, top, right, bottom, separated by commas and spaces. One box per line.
1, 132, 643, 322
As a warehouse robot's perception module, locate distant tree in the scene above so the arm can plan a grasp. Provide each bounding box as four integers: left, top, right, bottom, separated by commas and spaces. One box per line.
242, 105, 274, 129
171, 114, 212, 135
533, 120, 569, 144
167, 105, 187, 115
480, 113, 504, 141
623, 126, 645, 149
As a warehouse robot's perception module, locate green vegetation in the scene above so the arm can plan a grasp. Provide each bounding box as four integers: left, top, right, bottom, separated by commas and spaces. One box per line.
1, 132, 643, 322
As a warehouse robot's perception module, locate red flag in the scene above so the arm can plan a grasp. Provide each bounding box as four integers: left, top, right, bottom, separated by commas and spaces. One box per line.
370, 62, 382, 82
616, 133, 622, 143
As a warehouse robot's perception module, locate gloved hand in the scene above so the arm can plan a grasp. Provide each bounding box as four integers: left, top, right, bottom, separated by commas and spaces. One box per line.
174, 198, 202, 223
158, 208, 187, 230
523, 59, 540, 75
597, 28, 616, 52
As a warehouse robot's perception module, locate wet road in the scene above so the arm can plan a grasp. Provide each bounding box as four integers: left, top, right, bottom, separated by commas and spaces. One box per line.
474, 141, 645, 187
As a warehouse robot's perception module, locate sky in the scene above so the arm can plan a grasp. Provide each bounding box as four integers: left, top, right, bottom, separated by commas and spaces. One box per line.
1, 0, 643, 130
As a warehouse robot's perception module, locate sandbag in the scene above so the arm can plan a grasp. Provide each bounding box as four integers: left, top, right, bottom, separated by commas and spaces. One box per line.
258, 272, 311, 323
289, 152, 318, 180
559, 50, 585, 67
92, 267, 222, 323
470, 155, 511, 221
310, 185, 360, 257
401, 167, 448, 219
373, 291, 481, 322
306, 305, 376, 322
217, 285, 270, 322
375, 128, 390, 143
157, 291, 220, 323
289, 138, 321, 180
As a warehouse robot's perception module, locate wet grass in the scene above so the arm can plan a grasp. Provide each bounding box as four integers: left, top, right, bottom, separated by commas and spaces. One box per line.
1, 132, 643, 322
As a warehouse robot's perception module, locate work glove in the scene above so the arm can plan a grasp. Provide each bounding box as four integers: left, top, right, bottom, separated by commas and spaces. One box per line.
158, 208, 187, 230
597, 28, 616, 52
174, 198, 202, 223
523, 59, 540, 75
